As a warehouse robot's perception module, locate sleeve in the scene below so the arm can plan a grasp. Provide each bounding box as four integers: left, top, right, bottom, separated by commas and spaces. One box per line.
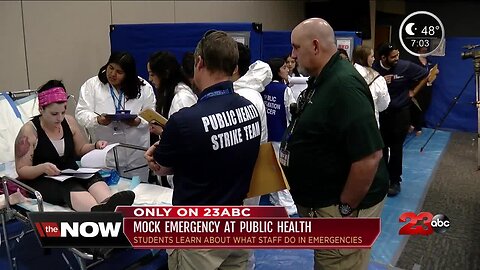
333, 86, 384, 162
153, 115, 181, 168
259, 103, 268, 144
283, 86, 296, 125
409, 61, 428, 82
75, 78, 100, 129
168, 90, 197, 118
138, 80, 156, 127
373, 76, 390, 113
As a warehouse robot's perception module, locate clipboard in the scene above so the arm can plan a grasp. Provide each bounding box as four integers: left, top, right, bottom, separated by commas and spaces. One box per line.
247, 142, 290, 198
139, 108, 168, 127
105, 110, 137, 121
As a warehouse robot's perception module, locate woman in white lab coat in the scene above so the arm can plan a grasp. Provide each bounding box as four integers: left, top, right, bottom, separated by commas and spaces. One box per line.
352, 45, 390, 128
146, 51, 196, 137
75, 52, 156, 182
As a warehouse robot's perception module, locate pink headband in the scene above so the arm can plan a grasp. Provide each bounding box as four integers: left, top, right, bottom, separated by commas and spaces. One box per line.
38, 87, 68, 107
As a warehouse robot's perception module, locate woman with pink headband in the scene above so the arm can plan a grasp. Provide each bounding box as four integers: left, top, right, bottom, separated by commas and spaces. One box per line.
14, 80, 135, 211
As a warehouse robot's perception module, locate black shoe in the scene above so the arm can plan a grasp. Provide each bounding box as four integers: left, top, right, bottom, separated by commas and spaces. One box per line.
387, 182, 401, 197
91, 190, 135, 212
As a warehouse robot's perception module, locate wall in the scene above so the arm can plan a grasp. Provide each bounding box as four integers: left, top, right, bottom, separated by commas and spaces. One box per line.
0, 0, 305, 105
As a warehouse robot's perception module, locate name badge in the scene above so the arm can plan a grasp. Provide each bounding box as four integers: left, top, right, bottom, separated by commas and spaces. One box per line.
279, 148, 290, 167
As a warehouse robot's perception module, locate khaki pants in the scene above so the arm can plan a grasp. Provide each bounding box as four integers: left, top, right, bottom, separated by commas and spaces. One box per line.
168, 249, 250, 270
296, 198, 385, 270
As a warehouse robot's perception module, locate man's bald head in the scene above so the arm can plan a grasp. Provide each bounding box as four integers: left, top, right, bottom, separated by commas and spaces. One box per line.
291, 18, 338, 77
295, 18, 336, 47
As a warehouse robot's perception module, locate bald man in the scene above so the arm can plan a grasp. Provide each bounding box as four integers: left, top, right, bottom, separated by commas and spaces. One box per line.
280, 18, 389, 270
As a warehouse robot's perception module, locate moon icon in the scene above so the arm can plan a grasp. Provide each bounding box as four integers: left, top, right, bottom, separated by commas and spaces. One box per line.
405, 23, 416, 36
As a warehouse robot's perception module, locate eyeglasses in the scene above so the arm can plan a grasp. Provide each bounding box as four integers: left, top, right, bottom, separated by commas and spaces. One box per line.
199, 29, 218, 66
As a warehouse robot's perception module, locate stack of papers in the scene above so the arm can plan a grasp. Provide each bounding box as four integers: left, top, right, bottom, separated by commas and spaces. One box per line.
46, 168, 100, 182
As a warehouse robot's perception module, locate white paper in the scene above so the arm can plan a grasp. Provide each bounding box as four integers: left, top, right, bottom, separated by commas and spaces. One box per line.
46, 173, 95, 182
61, 168, 100, 174
80, 143, 119, 168
46, 175, 74, 182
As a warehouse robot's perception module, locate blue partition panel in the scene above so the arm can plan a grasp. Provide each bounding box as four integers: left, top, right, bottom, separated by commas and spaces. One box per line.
261, 30, 362, 62
110, 23, 262, 81
425, 37, 479, 132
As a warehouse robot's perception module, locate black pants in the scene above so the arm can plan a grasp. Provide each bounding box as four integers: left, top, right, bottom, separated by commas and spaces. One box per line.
410, 86, 432, 131
379, 107, 410, 184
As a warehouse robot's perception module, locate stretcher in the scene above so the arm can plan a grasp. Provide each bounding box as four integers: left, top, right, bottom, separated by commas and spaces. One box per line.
1, 175, 172, 270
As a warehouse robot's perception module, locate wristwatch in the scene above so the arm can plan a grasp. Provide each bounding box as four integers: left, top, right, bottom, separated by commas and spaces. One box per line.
338, 203, 354, 217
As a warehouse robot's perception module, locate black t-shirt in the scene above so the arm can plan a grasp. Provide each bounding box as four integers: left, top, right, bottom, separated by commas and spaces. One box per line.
372, 59, 427, 109
154, 81, 261, 205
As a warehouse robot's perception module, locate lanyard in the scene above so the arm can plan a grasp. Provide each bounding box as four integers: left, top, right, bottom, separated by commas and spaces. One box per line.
109, 84, 124, 111
198, 88, 233, 102
283, 83, 317, 148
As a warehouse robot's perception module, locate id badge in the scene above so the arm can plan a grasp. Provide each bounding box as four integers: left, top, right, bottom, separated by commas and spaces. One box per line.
279, 148, 290, 167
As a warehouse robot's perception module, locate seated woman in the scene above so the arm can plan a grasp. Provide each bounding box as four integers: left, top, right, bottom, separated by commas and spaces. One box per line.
14, 80, 134, 212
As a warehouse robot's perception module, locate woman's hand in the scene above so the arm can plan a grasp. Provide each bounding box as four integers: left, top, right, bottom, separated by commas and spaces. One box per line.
122, 117, 141, 127
149, 122, 164, 136
97, 114, 112, 126
95, 140, 108, 149
42, 163, 61, 176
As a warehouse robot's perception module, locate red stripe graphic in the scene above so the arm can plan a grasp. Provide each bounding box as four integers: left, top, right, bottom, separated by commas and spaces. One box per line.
35, 222, 45, 237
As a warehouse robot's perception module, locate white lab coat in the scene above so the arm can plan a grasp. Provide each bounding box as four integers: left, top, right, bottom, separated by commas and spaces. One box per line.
75, 76, 156, 182
354, 63, 391, 127
168, 82, 198, 118
233, 60, 272, 144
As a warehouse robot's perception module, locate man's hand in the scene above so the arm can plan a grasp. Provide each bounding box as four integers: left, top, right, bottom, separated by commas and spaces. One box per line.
384, 75, 393, 84
145, 142, 161, 173
149, 122, 164, 136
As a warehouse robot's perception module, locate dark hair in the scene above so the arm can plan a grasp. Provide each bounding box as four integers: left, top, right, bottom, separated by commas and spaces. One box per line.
148, 51, 189, 117
181, 52, 195, 80
194, 30, 238, 76
284, 53, 300, 77
337, 48, 350, 61
268, 58, 286, 82
98, 51, 144, 100
377, 42, 397, 58
237, 42, 251, 77
38, 79, 66, 93
352, 45, 372, 67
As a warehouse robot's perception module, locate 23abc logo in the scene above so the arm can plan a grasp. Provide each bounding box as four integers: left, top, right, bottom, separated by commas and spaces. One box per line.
399, 212, 450, 235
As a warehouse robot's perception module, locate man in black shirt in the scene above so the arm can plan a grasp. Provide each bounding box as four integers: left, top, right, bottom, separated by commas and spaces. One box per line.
372, 43, 428, 196
145, 30, 261, 269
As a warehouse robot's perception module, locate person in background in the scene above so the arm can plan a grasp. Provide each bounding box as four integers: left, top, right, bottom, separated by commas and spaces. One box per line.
372, 42, 428, 196
338, 48, 350, 61
15, 80, 134, 212
285, 52, 301, 78
352, 45, 390, 127
75, 52, 156, 182
147, 51, 196, 137
232, 42, 269, 145
147, 51, 197, 188
145, 30, 261, 270
262, 57, 297, 216
283, 18, 388, 269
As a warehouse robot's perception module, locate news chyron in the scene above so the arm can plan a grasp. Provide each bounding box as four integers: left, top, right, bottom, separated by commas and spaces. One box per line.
28, 212, 131, 247
29, 206, 381, 249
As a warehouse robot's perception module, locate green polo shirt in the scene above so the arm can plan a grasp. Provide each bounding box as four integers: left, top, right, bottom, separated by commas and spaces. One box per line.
282, 53, 388, 209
